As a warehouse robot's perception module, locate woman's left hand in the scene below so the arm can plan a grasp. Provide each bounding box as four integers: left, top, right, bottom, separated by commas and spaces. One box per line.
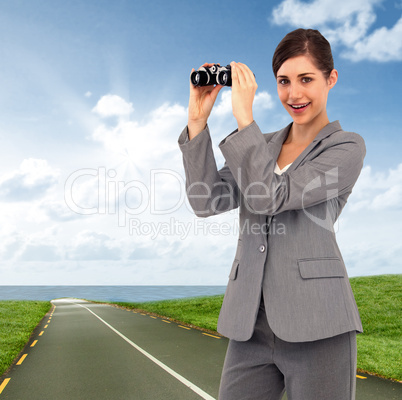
230, 62, 258, 131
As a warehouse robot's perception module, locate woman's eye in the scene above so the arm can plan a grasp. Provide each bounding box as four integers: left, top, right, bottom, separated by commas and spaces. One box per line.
278, 79, 289, 85
302, 77, 312, 83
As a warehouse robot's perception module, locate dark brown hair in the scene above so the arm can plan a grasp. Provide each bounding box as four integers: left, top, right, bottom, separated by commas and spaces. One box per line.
272, 28, 334, 79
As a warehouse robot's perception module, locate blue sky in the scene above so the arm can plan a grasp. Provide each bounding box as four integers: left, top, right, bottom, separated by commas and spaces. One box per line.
0, 0, 401, 285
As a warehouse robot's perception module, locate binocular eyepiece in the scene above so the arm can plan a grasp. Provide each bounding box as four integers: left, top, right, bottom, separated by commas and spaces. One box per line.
191, 64, 232, 87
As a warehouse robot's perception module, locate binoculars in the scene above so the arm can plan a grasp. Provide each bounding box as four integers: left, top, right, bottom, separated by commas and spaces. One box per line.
191, 64, 232, 87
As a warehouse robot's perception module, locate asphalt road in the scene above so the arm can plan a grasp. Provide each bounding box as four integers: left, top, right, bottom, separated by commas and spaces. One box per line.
0, 298, 400, 399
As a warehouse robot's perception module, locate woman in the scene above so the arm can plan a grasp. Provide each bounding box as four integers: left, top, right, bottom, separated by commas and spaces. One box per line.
178, 29, 365, 400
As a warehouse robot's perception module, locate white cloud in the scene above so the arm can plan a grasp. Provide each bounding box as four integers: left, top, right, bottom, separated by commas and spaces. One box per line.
91, 92, 275, 183
271, 0, 402, 62
129, 244, 158, 260
91, 97, 187, 174
19, 244, 60, 262
343, 17, 402, 61
332, 161, 402, 277
272, 0, 380, 40
348, 164, 402, 211
0, 227, 63, 262
213, 90, 275, 118
254, 91, 275, 110
92, 94, 134, 118
0, 159, 59, 202
40, 200, 83, 222
64, 168, 102, 215
213, 90, 233, 116
67, 230, 122, 260
0, 233, 24, 260
371, 184, 402, 209
340, 238, 402, 276
335, 163, 402, 277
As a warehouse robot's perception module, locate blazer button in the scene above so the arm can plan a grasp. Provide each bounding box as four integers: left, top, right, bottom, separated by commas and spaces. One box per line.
259, 244, 266, 253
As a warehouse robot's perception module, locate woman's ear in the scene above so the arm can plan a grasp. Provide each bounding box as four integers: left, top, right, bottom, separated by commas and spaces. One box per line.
328, 69, 338, 89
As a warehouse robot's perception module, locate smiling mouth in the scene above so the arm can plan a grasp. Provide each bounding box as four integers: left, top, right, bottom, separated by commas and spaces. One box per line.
289, 102, 310, 109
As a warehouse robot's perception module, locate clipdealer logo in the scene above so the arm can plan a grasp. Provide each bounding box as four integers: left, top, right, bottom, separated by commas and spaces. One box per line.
128, 216, 286, 239
64, 165, 340, 234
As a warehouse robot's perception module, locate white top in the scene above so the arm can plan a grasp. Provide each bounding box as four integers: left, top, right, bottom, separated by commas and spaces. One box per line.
274, 162, 292, 175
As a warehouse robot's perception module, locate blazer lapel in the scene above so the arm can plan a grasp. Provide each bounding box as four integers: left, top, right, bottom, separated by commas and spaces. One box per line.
275, 120, 343, 173
264, 123, 292, 166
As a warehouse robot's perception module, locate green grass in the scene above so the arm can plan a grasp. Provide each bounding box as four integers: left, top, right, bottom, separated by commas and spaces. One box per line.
350, 275, 401, 382
108, 274, 401, 381
0, 301, 51, 376
111, 295, 223, 332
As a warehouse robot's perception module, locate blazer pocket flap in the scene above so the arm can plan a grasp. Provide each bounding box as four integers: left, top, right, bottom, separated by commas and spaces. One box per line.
298, 258, 345, 279
229, 261, 239, 280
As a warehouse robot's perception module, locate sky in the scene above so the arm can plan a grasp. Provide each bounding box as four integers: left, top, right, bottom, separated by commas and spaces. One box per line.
0, 0, 401, 285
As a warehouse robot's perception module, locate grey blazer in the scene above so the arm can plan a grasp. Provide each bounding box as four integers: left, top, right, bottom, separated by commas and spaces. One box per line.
178, 120, 365, 342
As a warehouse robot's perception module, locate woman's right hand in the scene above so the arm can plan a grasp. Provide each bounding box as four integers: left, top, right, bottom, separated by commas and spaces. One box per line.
188, 63, 223, 140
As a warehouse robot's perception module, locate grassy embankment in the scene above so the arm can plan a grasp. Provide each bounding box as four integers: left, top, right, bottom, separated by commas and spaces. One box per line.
109, 274, 401, 382
0, 301, 51, 376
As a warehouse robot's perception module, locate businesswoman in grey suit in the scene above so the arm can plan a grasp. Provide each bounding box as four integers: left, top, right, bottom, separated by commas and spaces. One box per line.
178, 29, 365, 400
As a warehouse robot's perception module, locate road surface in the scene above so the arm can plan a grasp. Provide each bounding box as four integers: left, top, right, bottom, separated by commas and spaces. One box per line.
0, 299, 400, 399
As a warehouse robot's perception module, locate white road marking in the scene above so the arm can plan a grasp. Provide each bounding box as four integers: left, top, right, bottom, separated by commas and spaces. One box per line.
68, 300, 216, 400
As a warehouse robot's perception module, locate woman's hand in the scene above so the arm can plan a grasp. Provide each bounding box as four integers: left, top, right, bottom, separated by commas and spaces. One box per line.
230, 62, 257, 131
188, 63, 223, 140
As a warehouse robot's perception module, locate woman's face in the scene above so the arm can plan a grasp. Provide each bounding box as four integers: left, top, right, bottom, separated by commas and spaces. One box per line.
276, 55, 337, 129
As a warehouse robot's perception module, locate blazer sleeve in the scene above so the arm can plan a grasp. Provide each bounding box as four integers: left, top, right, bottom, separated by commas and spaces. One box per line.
218, 121, 366, 215
178, 125, 240, 217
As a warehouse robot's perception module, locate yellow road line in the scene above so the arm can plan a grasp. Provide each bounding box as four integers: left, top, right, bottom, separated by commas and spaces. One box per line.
0, 378, 11, 394
356, 375, 367, 379
202, 333, 221, 339
178, 325, 190, 330
47, 320, 51, 323
44, 324, 48, 329
16, 354, 28, 365
162, 320, 171, 324
140, 313, 146, 316
39, 331, 44, 336
150, 316, 157, 319
30, 340, 38, 347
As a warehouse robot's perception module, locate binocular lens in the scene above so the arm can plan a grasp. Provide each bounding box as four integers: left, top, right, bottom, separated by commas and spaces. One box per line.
191, 70, 210, 86
191, 73, 200, 85
217, 71, 232, 86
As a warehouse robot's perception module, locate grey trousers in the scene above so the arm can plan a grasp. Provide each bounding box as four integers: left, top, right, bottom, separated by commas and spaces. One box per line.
219, 300, 357, 400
